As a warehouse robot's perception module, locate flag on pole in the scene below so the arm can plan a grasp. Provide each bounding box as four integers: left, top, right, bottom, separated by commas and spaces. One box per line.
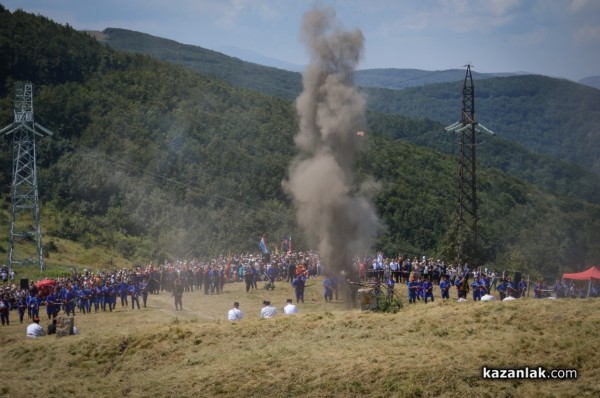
259, 236, 268, 254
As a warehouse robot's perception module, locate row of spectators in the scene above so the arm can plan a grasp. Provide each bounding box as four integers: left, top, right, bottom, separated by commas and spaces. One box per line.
0, 250, 323, 326
358, 253, 599, 300
1, 250, 597, 327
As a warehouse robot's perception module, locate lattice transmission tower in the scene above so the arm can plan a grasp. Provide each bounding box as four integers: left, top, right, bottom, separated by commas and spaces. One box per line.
444, 65, 495, 262
0, 82, 54, 271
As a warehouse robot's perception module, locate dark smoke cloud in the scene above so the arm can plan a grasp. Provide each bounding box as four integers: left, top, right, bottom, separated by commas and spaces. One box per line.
283, 7, 381, 284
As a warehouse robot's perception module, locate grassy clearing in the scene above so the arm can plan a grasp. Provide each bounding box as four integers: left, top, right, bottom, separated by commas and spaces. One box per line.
1, 278, 598, 398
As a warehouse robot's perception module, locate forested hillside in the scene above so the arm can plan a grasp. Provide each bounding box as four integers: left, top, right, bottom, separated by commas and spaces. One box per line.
367, 113, 600, 205
364, 76, 600, 174
99, 28, 302, 101
100, 27, 600, 201
0, 5, 598, 278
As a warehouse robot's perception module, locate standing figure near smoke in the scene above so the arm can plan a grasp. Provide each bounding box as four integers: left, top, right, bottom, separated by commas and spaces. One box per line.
323, 276, 335, 302
244, 264, 254, 293
292, 272, 306, 304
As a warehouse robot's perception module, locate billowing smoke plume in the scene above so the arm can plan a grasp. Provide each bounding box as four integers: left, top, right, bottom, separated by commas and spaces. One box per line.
283, 7, 381, 289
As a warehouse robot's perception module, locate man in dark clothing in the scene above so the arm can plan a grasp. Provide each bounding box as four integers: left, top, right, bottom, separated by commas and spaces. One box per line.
173, 278, 184, 311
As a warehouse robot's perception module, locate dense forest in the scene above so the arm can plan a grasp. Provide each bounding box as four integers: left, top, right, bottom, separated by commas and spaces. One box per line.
0, 5, 598, 279
101, 28, 600, 177
364, 77, 600, 174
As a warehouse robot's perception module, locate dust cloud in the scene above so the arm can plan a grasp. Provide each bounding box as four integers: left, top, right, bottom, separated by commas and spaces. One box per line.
283, 7, 381, 288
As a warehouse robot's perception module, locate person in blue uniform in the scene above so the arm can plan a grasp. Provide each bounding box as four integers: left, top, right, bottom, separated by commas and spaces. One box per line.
17, 296, 27, 324
416, 277, 424, 301
129, 281, 140, 310
407, 277, 418, 304
385, 274, 395, 299
471, 279, 481, 301
292, 273, 306, 304
91, 285, 101, 313
64, 286, 77, 316
27, 291, 41, 319
439, 276, 451, 300
45, 288, 60, 319
496, 279, 507, 300
77, 286, 90, 314
118, 280, 129, 308
266, 265, 276, 290
422, 279, 434, 303
101, 283, 111, 312
323, 276, 335, 302
505, 278, 515, 298
109, 283, 118, 311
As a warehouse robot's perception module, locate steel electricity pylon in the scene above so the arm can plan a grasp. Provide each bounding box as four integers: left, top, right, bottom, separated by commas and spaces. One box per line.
0, 82, 53, 271
444, 65, 495, 263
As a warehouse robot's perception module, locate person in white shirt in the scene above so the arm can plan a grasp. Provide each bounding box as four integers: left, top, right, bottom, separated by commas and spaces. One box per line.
26, 316, 45, 338
260, 300, 277, 318
228, 302, 244, 321
283, 299, 298, 315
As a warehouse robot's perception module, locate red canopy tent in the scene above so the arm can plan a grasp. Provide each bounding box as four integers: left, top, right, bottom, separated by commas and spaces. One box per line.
34, 279, 56, 288
562, 266, 600, 297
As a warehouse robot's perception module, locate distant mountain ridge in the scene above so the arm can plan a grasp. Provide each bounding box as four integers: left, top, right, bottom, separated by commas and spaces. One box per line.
354, 68, 523, 90
579, 76, 600, 89
215, 45, 304, 72
96, 29, 526, 97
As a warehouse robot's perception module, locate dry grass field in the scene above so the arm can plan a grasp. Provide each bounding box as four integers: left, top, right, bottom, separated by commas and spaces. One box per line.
1, 277, 598, 398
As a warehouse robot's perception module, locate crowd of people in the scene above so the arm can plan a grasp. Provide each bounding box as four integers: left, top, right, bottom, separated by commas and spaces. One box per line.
357, 254, 522, 303
359, 254, 600, 302
1, 250, 597, 332
0, 251, 322, 329
549, 280, 599, 299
